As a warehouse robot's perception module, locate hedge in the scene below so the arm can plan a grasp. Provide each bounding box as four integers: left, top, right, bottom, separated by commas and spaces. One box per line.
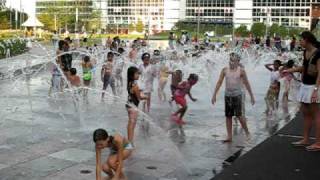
0, 38, 27, 59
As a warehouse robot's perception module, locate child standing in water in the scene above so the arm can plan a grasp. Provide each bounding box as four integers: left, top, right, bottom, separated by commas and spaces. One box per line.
264, 60, 282, 115
212, 53, 255, 143
101, 52, 116, 99
126, 66, 147, 145
158, 60, 170, 102
69, 68, 81, 87
82, 56, 93, 98
93, 129, 132, 180
171, 74, 199, 126
139, 53, 157, 113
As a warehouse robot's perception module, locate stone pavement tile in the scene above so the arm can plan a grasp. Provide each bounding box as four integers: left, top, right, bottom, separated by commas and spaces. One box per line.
125, 171, 158, 180
0, 163, 9, 170
201, 143, 241, 160
178, 137, 219, 158
43, 164, 95, 180
17, 156, 76, 175
126, 159, 175, 178
0, 148, 42, 166
185, 156, 224, 172
49, 148, 95, 163
0, 165, 46, 180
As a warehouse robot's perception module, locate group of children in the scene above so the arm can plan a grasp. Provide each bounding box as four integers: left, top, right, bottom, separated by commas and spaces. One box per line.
93, 49, 200, 179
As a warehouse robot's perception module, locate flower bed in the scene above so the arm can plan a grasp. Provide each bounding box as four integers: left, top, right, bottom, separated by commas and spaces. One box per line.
0, 38, 27, 59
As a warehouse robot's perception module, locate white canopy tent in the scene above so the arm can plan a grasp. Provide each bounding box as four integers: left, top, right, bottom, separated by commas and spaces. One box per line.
21, 15, 44, 27
21, 15, 44, 38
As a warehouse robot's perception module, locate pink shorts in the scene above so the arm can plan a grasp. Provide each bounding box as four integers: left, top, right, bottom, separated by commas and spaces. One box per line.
174, 96, 187, 107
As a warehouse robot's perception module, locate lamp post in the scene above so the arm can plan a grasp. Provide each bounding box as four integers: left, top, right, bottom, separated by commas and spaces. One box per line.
196, 0, 200, 42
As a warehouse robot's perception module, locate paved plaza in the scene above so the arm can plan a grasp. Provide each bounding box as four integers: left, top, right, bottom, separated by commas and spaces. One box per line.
0, 45, 299, 180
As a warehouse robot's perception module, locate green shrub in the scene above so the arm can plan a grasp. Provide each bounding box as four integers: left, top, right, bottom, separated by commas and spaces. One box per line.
0, 38, 27, 59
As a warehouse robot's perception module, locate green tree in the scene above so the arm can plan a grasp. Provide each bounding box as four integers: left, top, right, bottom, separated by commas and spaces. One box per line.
289, 28, 304, 37
38, 13, 55, 31
136, 19, 144, 33
269, 23, 279, 37
278, 25, 288, 38
87, 10, 101, 31
235, 25, 249, 37
129, 23, 135, 32
251, 23, 266, 37
0, 12, 10, 29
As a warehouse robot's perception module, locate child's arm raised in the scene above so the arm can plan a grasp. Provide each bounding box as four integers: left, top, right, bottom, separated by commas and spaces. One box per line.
95, 146, 102, 180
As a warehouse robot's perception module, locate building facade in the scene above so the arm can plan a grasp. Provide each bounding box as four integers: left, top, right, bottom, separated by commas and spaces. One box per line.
185, 0, 234, 24
35, 0, 320, 32
94, 0, 165, 33
36, 0, 94, 25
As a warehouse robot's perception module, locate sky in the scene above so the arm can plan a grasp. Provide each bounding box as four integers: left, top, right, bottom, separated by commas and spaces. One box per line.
6, 0, 36, 16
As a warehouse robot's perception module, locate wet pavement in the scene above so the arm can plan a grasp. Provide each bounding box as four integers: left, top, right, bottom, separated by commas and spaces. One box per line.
0, 44, 300, 180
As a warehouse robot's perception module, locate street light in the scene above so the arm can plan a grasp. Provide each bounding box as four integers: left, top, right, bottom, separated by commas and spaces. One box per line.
196, 0, 200, 42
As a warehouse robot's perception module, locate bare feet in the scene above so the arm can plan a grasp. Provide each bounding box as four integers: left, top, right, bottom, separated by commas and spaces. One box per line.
291, 139, 310, 147
222, 139, 232, 143
306, 143, 320, 151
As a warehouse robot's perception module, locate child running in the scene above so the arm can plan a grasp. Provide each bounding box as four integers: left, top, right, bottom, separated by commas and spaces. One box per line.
171, 73, 199, 126
93, 129, 132, 180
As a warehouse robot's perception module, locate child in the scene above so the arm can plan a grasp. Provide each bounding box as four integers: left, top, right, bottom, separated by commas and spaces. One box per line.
69, 68, 81, 87
139, 53, 157, 113
82, 56, 93, 98
169, 70, 183, 104
158, 60, 169, 102
101, 52, 116, 99
114, 48, 125, 93
264, 60, 282, 115
126, 66, 147, 144
48, 61, 63, 96
171, 73, 199, 126
93, 129, 132, 180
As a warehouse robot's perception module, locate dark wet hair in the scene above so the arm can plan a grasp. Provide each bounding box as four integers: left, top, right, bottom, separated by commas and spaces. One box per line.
62, 67, 69, 72
107, 52, 114, 57
286, 60, 294, 68
142, 52, 151, 60
118, 47, 125, 54
153, 50, 160, 55
70, 68, 77, 75
127, 66, 139, 93
83, 56, 90, 63
93, 129, 108, 143
58, 40, 65, 50
188, 73, 199, 81
64, 37, 72, 43
300, 31, 320, 48
274, 60, 281, 66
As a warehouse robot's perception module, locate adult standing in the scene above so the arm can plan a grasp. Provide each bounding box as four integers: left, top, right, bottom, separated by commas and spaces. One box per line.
285, 31, 320, 151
